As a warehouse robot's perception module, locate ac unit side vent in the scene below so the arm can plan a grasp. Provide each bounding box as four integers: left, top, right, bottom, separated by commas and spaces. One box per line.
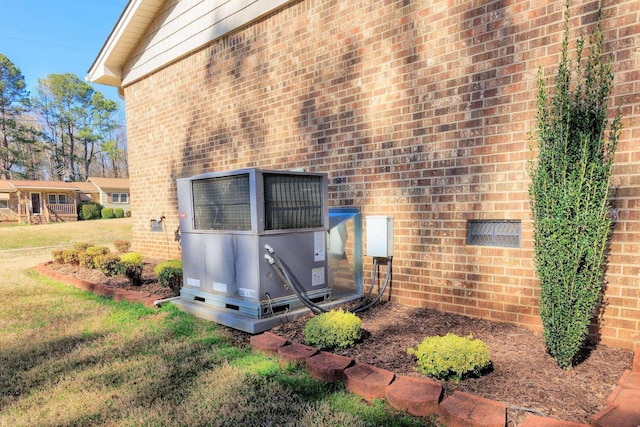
264, 174, 323, 230
192, 174, 251, 231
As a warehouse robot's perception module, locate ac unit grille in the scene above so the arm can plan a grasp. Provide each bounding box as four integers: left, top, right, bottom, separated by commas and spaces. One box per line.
264, 174, 323, 230
192, 174, 251, 230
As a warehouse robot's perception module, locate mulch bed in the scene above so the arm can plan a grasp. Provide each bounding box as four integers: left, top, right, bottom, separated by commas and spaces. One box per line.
267, 302, 633, 426
45, 259, 177, 302
43, 262, 633, 426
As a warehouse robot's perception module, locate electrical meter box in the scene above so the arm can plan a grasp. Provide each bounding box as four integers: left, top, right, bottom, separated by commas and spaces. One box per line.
365, 216, 394, 258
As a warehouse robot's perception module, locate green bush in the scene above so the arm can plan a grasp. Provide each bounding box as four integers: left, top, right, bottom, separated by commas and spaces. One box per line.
113, 239, 131, 253
79, 203, 101, 220
408, 333, 490, 382
304, 309, 362, 350
79, 246, 110, 269
529, 5, 621, 368
95, 253, 122, 277
101, 207, 115, 219
155, 259, 183, 293
119, 252, 144, 286
114, 208, 125, 218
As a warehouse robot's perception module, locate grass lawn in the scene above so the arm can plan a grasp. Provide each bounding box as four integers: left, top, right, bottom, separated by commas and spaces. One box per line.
0, 220, 435, 426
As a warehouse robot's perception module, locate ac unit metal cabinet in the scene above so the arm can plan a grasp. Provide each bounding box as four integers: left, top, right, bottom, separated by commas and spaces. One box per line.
175, 168, 331, 324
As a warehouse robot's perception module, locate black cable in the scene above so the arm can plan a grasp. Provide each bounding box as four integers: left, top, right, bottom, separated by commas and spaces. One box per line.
265, 248, 392, 315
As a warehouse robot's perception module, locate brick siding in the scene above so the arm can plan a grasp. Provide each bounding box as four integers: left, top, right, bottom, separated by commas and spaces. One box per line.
124, 0, 640, 349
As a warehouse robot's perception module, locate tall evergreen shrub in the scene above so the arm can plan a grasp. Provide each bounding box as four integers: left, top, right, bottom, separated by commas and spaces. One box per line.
529, 4, 621, 368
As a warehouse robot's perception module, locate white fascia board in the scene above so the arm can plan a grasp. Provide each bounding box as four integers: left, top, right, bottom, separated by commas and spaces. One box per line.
86, 0, 165, 87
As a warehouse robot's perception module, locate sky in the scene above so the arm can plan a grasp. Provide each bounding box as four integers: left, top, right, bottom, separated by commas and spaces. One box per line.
0, 0, 129, 106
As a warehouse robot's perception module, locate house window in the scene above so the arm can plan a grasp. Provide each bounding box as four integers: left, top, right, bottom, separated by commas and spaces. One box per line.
0, 200, 8, 209
47, 194, 68, 204
467, 220, 521, 248
112, 193, 128, 203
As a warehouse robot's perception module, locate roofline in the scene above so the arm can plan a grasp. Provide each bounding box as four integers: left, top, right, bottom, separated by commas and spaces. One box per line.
86, 0, 162, 94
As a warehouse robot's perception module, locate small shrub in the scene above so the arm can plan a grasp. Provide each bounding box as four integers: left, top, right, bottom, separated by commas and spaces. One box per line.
114, 208, 125, 218
61, 249, 80, 265
101, 207, 115, 219
73, 242, 93, 252
95, 253, 122, 277
113, 239, 131, 253
408, 333, 490, 382
125, 210, 131, 217
52, 249, 65, 264
79, 246, 110, 269
79, 203, 101, 220
155, 259, 183, 293
304, 309, 362, 350
120, 252, 144, 286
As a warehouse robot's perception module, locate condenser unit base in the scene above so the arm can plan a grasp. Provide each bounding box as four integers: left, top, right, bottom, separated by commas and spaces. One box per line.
172, 292, 361, 334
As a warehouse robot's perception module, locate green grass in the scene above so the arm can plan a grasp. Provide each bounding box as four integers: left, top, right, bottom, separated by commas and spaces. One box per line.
0, 217, 132, 250
0, 221, 437, 426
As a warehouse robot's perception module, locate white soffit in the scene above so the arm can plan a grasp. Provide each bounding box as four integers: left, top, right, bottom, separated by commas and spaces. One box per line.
87, 0, 294, 89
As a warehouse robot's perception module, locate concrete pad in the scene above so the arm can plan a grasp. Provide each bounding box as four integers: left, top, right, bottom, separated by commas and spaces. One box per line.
439, 391, 506, 427
305, 351, 353, 382
385, 375, 442, 417
520, 414, 588, 427
277, 342, 318, 367
343, 362, 394, 401
249, 332, 288, 356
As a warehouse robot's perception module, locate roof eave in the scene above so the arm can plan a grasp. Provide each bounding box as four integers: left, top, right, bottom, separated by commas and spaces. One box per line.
86, 0, 164, 90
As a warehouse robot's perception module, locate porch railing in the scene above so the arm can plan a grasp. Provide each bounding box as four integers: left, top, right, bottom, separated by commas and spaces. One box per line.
46, 203, 77, 216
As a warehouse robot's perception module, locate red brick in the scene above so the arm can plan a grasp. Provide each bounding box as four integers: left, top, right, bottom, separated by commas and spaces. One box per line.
591, 403, 640, 427
385, 376, 442, 417
439, 391, 505, 427
277, 342, 318, 367
520, 414, 588, 427
342, 362, 394, 402
305, 351, 353, 383
122, 0, 640, 351
249, 332, 288, 356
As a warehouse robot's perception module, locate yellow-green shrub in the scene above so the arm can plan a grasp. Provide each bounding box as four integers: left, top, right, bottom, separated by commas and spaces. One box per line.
155, 259, 183, 293
304, 309, 362, 350
51, 249, 65, 264
73, 242, 93, 252
79, 246, 110, 269
408, 333, 490, 382
119, 252, 144, 286
61, 249, 80, 265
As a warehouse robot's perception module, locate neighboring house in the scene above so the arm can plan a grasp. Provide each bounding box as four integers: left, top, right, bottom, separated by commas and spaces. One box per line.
87, 1, 640, 349
0, 178, 130, 224
87, 177, 131, 211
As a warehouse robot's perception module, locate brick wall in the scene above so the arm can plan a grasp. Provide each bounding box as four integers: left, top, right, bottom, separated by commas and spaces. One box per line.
124, 0, 640, 349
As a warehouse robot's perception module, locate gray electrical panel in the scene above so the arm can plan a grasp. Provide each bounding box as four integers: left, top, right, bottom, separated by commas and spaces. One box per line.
175, 168, 333, 329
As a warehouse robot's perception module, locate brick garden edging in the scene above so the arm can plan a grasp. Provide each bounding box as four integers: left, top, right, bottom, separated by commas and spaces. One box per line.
33, 262, 160, 307
250, 332, 640, 427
